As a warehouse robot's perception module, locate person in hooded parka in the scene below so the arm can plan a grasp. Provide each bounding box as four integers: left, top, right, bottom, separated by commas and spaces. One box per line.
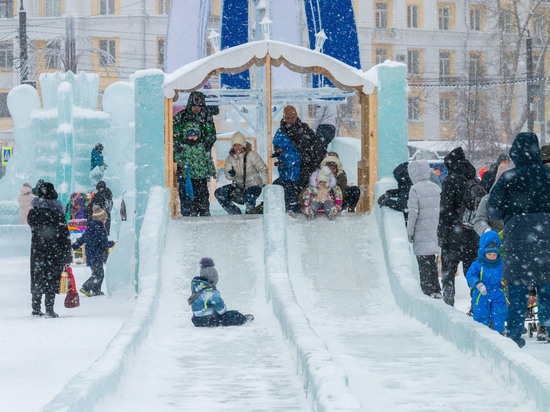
27, 182, 72, 318
407, 160, 442, 298
488, 132, 550, 348
437, 147, 480, 307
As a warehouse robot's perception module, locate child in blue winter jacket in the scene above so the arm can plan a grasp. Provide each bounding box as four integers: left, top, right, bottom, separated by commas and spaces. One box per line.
465, 231, 507, 333
188, 258, 253, 327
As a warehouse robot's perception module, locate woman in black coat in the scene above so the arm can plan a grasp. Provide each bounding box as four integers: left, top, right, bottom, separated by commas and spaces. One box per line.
27, 182, 72, 317
488, 132, 550, 347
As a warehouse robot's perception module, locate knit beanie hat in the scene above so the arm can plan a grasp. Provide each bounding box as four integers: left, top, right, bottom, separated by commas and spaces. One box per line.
497, 153, 510, 164
541, 145, 550, 163
485, 242, 501, 256
283, 105, 297, 119
231, 131, 247, 147
92, 205, 108, 223
199, 257, 218, 286
317, 165, 332, 184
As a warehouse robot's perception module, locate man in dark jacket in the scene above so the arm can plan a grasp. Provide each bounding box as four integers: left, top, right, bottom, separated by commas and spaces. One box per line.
278, 105, 326, 190
480, 153, 509, 192
378, 162, 413, 223
86, 180, 113, 235
27, 182, 72, 317
488, 132, 550, 348
437, 147, 480, 306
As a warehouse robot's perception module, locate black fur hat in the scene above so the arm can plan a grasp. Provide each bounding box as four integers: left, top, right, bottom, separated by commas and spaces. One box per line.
37, 182, 58, 200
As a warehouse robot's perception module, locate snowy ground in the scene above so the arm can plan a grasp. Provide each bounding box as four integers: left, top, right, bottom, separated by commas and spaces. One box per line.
0, 210, 547, 410
0, 259, 133, 411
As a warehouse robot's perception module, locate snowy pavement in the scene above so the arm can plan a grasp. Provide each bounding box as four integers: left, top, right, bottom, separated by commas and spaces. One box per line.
0, 258, 133, 412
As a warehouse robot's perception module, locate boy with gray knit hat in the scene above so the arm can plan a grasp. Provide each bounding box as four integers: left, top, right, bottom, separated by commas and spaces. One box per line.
188, 257, 253, 327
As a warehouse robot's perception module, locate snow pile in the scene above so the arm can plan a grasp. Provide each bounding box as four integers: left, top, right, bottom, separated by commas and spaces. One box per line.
375, 179, 550, 409
263, 185, 362, 411
42, 187, 169, 412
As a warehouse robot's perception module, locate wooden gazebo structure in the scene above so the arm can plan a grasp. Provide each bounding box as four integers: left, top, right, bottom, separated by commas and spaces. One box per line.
162, 40, 378, 217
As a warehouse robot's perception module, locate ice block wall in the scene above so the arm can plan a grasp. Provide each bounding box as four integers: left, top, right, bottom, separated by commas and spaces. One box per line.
376, 63, 409, 178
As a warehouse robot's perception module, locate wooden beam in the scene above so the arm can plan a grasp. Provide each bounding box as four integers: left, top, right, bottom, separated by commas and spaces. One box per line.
368, 91, 378, 212
357, 93, 369, 212
164, 98, 177, 218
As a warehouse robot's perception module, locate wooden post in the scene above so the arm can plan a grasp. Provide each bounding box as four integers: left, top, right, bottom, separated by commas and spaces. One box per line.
266, 53, 273, 183
357, 91, 378, 212
164, 98, 177, 218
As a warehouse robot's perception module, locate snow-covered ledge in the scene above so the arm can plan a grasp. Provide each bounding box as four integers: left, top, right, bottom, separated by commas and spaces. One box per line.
42, 187, 169, 412
375, 179, 550, 410
162, 40, 376, 96
263, 185, 362, 411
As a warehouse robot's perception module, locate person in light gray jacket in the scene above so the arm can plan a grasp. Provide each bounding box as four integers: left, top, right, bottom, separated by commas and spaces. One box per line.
407, 160, 442, 298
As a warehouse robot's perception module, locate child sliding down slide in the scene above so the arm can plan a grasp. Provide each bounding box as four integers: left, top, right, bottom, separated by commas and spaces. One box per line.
188, 258, 254, 327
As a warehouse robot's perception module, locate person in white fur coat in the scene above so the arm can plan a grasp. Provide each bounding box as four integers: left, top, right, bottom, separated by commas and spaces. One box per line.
407, 160, 442, 298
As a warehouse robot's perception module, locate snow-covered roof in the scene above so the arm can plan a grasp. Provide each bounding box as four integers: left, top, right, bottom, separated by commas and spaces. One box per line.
162, 40, 377, 98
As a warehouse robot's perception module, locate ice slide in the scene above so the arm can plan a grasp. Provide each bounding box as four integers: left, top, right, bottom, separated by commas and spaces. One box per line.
89, 187, 536, 411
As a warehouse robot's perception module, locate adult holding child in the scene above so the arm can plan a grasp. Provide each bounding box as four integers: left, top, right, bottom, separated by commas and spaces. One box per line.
215, 132, 268, 215
488, 132, 550, 348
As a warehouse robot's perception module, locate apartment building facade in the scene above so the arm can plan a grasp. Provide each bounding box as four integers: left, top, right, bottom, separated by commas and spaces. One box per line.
356, 0, 548, 144
0, 0, 172, 148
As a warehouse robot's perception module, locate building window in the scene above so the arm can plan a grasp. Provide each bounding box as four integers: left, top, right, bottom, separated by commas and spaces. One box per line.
408, 97, 420, 120
376, 48, 387, 65
45, 0, 62, 17
157, 38, 165, 69
0, 0, 13, 18
407, 49, 420, 76
407, 5, 418, 28
501, 10, 512, 33
375, 3, 388, 29
439, 51, 450, 82
46, 40, 61, 69
470, 6, 482, 31
99, 0, 115, 15
468, 52, 482, 80
0, 42, 13, 70
440, 97, 451, 121
0, 92, 10, 117
439, 7, 450, 30
99, 39, 116, 66
158, 0, 170, 15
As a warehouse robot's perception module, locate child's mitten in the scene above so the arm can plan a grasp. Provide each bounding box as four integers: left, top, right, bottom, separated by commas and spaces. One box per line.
476, 283, 487, 295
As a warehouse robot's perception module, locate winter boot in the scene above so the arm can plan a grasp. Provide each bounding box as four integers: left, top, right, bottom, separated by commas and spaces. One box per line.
245, 314, 255, 323
44, 293, 58, 318
305, 206, 314, 220
537, 326, 549, 342
328, 207, 338, 220
31, 294, 44, 316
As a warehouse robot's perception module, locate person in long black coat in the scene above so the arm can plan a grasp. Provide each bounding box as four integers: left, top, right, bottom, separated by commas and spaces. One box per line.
437, 147, 480, 307
278, 105, 326, 190
27, 182, 72, 317
86, 180, 113, 235
488, 132, 550, 348
377, 162, 413, 223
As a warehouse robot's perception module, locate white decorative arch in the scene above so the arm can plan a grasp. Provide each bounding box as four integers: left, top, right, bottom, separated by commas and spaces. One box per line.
162, 40, 376, 97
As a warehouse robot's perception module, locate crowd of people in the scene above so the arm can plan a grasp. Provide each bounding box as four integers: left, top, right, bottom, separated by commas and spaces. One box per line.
379, 132, 550, 348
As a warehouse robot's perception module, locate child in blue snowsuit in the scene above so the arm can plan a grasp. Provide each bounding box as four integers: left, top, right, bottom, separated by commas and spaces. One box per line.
272, 129, 301, 213
188, 258, 253, 327
465, 231, 507, 333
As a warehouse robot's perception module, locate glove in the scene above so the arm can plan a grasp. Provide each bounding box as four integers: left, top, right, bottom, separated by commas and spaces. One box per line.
271, 151, 281, 158
108, 241, 116, 248
377, 192, 391, 207
274, 160, 286, 168
228, 167, 236, 177
476, 283, 487, 296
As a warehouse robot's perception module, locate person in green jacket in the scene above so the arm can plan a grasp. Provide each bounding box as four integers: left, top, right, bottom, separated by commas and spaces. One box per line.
173, 92, 217, 216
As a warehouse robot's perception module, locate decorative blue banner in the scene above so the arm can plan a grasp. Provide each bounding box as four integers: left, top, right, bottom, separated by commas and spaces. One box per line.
221, 0, 250, 89
304, 0, 361, 88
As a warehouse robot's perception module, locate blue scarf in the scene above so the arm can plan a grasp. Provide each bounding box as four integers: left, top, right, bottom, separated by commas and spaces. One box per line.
477, 251, 502, 268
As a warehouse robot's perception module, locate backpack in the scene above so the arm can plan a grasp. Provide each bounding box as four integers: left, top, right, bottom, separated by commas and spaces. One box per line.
458, 177, 486, 229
